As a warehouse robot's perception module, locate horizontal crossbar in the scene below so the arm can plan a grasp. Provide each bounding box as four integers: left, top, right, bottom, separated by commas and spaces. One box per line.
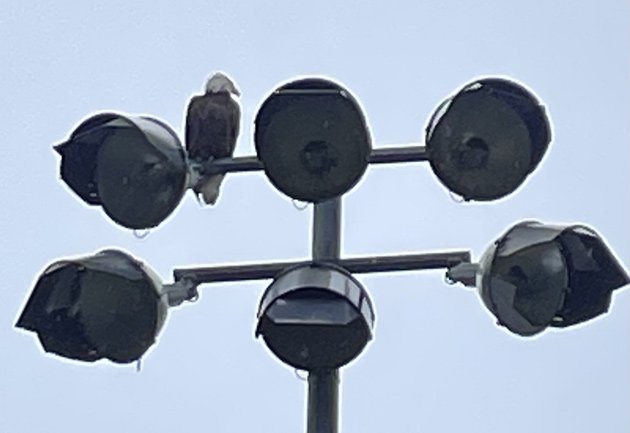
173, 250, 470, 285
202, 145, 428, 174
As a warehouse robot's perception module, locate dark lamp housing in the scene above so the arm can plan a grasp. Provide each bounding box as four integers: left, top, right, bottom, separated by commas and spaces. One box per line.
256, 263, 375, 370
477, 221, 629, 336
55, 113, 188, 229
426, 78, 551, 201
16, 249, 168, 363
255, 78, 372, 202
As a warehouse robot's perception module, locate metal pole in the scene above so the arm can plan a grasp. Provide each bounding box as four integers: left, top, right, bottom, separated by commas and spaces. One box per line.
173, 251, 471, 283
308, 196, 341, 433
201, 145, 428, 174
307, 368, 339, 433
312, 197, 341, 260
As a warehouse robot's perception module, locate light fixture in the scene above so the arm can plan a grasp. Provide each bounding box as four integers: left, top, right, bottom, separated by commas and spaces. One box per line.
16, 249, 169, 363
426, 78, 551, 201
256, 263, 375, 370
450, 221, 629, 336
55, 113, 188, 229
255, 78, 372, 202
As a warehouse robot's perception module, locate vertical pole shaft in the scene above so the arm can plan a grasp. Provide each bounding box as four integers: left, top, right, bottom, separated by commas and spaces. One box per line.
307, 196, 341, 433
312, 197, 341, 260
307, 369, 340, 433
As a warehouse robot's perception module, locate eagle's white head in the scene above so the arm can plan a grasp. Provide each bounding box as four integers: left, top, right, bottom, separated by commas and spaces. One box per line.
204, 72, 240, 96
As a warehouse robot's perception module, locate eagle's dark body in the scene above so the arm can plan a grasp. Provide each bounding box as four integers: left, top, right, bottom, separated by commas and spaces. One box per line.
185, 88, 240, 204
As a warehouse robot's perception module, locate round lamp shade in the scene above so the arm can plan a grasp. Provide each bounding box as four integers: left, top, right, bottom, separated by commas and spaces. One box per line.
426, 78, 551, 201
255, 78, 372, 202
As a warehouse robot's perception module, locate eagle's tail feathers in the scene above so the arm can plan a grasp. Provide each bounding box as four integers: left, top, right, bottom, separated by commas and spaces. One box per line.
196, 174, 226, 205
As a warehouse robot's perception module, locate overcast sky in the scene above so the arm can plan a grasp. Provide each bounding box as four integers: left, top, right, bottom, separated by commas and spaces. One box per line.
1, 2, 628, 432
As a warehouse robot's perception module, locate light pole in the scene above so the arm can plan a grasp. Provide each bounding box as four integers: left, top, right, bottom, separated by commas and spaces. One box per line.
309, 198, 341, 433
16, 76, 629, 433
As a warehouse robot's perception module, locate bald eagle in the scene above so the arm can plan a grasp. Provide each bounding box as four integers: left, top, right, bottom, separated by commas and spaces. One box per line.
186, 72, 241, 205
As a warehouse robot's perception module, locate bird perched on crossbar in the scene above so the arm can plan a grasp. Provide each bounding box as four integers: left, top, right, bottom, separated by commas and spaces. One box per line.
185, 72, 241, 204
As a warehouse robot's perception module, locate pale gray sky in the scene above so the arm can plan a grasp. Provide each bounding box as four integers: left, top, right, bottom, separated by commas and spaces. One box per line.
1, 2, 628, 432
